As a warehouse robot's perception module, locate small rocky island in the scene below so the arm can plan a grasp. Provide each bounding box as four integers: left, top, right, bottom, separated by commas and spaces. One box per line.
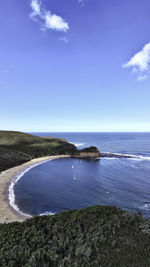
0, 131, 100, 172
73, 146, 100, 158
0, 131, 138, 173
0, 130, 150, 266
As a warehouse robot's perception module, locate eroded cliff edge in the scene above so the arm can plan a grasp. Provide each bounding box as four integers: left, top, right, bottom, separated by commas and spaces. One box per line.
73, 146, 100, 158
0, 131, 100, 172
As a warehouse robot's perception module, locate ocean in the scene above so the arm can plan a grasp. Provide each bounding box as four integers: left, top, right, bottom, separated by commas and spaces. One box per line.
12, 133, 150, 218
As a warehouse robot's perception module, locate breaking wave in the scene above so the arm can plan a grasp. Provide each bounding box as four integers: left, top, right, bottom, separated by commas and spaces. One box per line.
40, 211, 56, 216
102, 152, 150, 161
69, 142, 86, 147
138, 203, 150, 211
9, 159, 53, 218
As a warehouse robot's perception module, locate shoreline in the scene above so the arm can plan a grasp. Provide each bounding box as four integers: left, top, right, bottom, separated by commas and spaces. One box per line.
1, 151, 149, 225
0, 155, 71, 224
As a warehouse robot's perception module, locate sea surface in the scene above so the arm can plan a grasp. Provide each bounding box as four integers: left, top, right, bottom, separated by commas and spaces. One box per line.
13, 133, 150, 218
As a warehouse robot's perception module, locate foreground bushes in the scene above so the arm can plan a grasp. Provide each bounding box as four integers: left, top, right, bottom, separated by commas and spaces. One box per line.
0, 205, 150, 266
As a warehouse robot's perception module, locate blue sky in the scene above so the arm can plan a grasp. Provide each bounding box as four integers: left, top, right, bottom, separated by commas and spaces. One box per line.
0, 0, 150, 132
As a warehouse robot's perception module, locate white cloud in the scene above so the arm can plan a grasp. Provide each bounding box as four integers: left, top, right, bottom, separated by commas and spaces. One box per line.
45, 12, 69, 32
30, 0, 69, 32
78, 0, 85, 3
59, 36, 69, 44
123, 42, 150, 81
77, 0, 86, 6
137, 75, 148, 82
31, 0, 41, 16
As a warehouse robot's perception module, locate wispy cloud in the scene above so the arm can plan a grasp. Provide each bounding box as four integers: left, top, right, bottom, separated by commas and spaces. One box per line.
123, 42, 150, 81
31, 0, 41, 16
78, 0, 86, 3
137, 75, 148, 82
77, 0, 86, 6
30, 0, 69, 32
59, 36, 69, 44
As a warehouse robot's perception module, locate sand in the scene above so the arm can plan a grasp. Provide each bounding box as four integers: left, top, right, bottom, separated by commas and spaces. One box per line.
0, 155, 71, 224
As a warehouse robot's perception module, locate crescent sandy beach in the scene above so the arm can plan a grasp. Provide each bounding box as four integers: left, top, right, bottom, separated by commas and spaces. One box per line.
1, 0, 150, 265
0, 155, 71, 224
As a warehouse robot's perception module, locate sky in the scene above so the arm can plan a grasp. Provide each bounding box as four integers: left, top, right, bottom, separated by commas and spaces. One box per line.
0, 0, 150, 132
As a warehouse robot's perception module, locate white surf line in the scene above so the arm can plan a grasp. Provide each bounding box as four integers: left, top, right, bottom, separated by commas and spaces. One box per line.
8, 159, 53, 219
102, 152, 150, 160
40, 211, 56, 216
69, 142, 86, 147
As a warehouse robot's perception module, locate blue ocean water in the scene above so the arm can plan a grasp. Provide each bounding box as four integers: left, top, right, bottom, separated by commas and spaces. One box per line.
14, 133, 150, 218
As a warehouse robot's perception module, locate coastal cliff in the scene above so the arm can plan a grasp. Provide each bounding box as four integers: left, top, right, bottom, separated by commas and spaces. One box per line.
0, 131, 100, 172
73, 146, 100, 158
0, 130, 138, 173
0, 131, 74, 172
1, 131, 150, 266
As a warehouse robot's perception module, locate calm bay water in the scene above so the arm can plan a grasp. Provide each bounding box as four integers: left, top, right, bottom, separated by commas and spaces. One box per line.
14, 133, 150, 218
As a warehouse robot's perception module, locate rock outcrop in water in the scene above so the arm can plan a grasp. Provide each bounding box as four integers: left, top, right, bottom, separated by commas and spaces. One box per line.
101, 152, 136, 159
1, 130, 139, 172
0, 131, 101, 172
73, 146, 100, 158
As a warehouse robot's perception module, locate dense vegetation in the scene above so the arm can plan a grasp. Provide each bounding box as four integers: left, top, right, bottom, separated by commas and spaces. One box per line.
0, 146, 31, 172
0, 205, 150, 266
1, 131, 148, 266
0, 131, 77, 172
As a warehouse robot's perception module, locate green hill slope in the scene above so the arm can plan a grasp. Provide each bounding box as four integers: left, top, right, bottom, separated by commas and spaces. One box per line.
0, 131, 77, 172
0, 131, 45, 146
0, 205, 150, 266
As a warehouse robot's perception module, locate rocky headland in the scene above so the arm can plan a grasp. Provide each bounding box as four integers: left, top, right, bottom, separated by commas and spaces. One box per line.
0, 131, 139, 173
0, 131, 150, 266
73, 146, 100, 158
0, 131, 101, 173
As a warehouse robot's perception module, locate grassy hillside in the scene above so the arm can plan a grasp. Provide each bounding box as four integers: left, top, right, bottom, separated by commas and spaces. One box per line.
0, 146, 31, 172
0, 131, 77, 172
0, 131, 45, 146
0, 205, 150, 266
0, 132, 150, 266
